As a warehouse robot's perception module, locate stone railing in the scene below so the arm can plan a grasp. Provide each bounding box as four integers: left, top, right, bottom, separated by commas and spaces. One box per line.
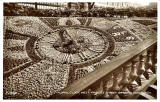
49, 36, 157, 99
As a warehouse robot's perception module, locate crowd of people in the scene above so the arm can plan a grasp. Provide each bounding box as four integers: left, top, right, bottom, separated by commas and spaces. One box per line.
4, 3, 157, 17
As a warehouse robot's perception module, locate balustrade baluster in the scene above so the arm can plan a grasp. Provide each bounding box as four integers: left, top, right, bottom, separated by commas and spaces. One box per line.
113, 94, 120, 99
120, 63, 131, 98
129, 57, 139, 91
144, 50, 154, 79
93, 80, 104, 99
153, 45, 157, 74
86, 89, 92, 99
112, 73, 120, 92
109, 73, 120, 99
103, 81, 111, 99
137, 51, 147, 86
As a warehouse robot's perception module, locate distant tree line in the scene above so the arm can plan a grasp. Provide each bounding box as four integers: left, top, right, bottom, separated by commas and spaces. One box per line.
4, 3, 157, 17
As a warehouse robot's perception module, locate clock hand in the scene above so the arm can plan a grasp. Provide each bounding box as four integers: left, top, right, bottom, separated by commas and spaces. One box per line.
59, 28, 78, 47
59, 28, 66, 42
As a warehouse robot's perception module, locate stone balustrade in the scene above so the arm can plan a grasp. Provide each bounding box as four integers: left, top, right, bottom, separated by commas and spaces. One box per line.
49, 36, 157, 99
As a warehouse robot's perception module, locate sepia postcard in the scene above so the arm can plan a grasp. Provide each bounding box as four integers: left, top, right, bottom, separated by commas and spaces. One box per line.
2, 1, 158, 100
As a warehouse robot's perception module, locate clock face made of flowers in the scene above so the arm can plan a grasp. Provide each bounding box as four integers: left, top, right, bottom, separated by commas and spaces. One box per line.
35, 25, 115, 67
